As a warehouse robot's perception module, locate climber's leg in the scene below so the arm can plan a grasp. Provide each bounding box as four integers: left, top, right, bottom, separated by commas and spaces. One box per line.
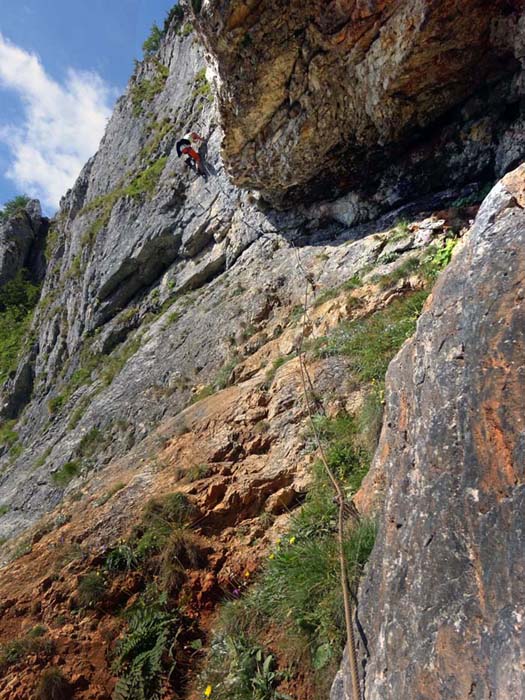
198, 143, 209, 180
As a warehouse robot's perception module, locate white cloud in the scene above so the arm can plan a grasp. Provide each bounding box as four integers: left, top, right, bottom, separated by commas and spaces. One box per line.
0, 33, 117, 211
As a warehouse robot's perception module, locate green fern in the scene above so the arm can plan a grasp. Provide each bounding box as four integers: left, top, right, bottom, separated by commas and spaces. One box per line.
431, 238, 458, 270
112, 593, 179, 700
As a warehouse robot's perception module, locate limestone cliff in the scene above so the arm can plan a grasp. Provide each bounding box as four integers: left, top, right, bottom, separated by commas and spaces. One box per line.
0, 200, 48, 288
0, 2, 523, 699
332, 166, 525, 700
194, 0, 525, 207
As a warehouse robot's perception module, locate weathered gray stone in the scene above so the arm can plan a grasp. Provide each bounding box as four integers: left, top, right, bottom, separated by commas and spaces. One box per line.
0, 200, 48, 286
0, 14, 523, 698
0, 344, 39, 421
333, 165, 525, 699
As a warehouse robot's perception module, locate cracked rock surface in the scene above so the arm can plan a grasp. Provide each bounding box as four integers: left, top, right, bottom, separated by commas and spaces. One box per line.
332, 164, 525, 700
0, 200, 48, 286
0, 5, 524, 699
195, 0, 525, 206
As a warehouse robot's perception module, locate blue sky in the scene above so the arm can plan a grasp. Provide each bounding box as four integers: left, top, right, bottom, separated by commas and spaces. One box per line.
0, 0, 176, 214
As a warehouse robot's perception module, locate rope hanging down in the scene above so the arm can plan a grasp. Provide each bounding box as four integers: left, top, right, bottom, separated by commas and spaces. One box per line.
294, 245, 363, 700
179, 139, 364, 696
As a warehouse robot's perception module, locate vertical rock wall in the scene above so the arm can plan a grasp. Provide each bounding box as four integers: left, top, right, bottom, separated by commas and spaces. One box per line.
333, 166, 525, 699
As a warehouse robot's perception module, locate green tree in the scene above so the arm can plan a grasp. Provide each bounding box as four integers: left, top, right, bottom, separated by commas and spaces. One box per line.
0, 270, 41, 383
165, 4, 184, 32
142, 22, 163, 56
0, 195, 30, 221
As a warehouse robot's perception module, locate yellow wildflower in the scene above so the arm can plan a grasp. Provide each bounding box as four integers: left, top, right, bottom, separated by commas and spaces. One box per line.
204, 685, 213, 697
244, 570, 250, 578
269, 553, 275, 560
289, 536, 296, 544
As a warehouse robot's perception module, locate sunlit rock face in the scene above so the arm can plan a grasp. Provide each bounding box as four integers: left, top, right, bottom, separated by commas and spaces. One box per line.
332, 165, 525, 700
0, 200, 48, 286
195, 0, 521, 205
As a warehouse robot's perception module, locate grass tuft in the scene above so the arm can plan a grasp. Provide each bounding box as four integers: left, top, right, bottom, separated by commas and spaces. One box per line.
123, 157, 168, 200
0, 194, 30, 221
130, 60, 169, 117
95, 481, 126, 507
52, 461, 80, 487
264, 354, 295, 387
130, 492, 197, 561
0, 634, 55, 673
159, 528, 204, 594
371, 255, 421, 290
314, 290, 429, 382
313, 274, 362, 307
35, 667, 72, 700
77, 571, 107, 609
177, 463, 212, 483
0, 420, 18, 449
192, 68, 212, 101
191, 356, 240, 404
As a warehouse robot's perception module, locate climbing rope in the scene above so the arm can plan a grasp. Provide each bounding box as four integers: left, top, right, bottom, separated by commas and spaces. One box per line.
176, 145, 364, 694
176, 132, 363, 696
294, 244, 363, 700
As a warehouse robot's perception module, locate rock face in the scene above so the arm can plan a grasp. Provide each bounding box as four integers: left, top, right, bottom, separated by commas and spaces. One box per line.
0, 17, 347, 538
195, 0, 524, 207
0, 200, 48, 286
0, 4, 524, 700
0, 187, 463, 700
331, 165, 525, 699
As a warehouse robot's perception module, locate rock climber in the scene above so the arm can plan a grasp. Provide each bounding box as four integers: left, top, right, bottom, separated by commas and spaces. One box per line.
176, 131, 208, 180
